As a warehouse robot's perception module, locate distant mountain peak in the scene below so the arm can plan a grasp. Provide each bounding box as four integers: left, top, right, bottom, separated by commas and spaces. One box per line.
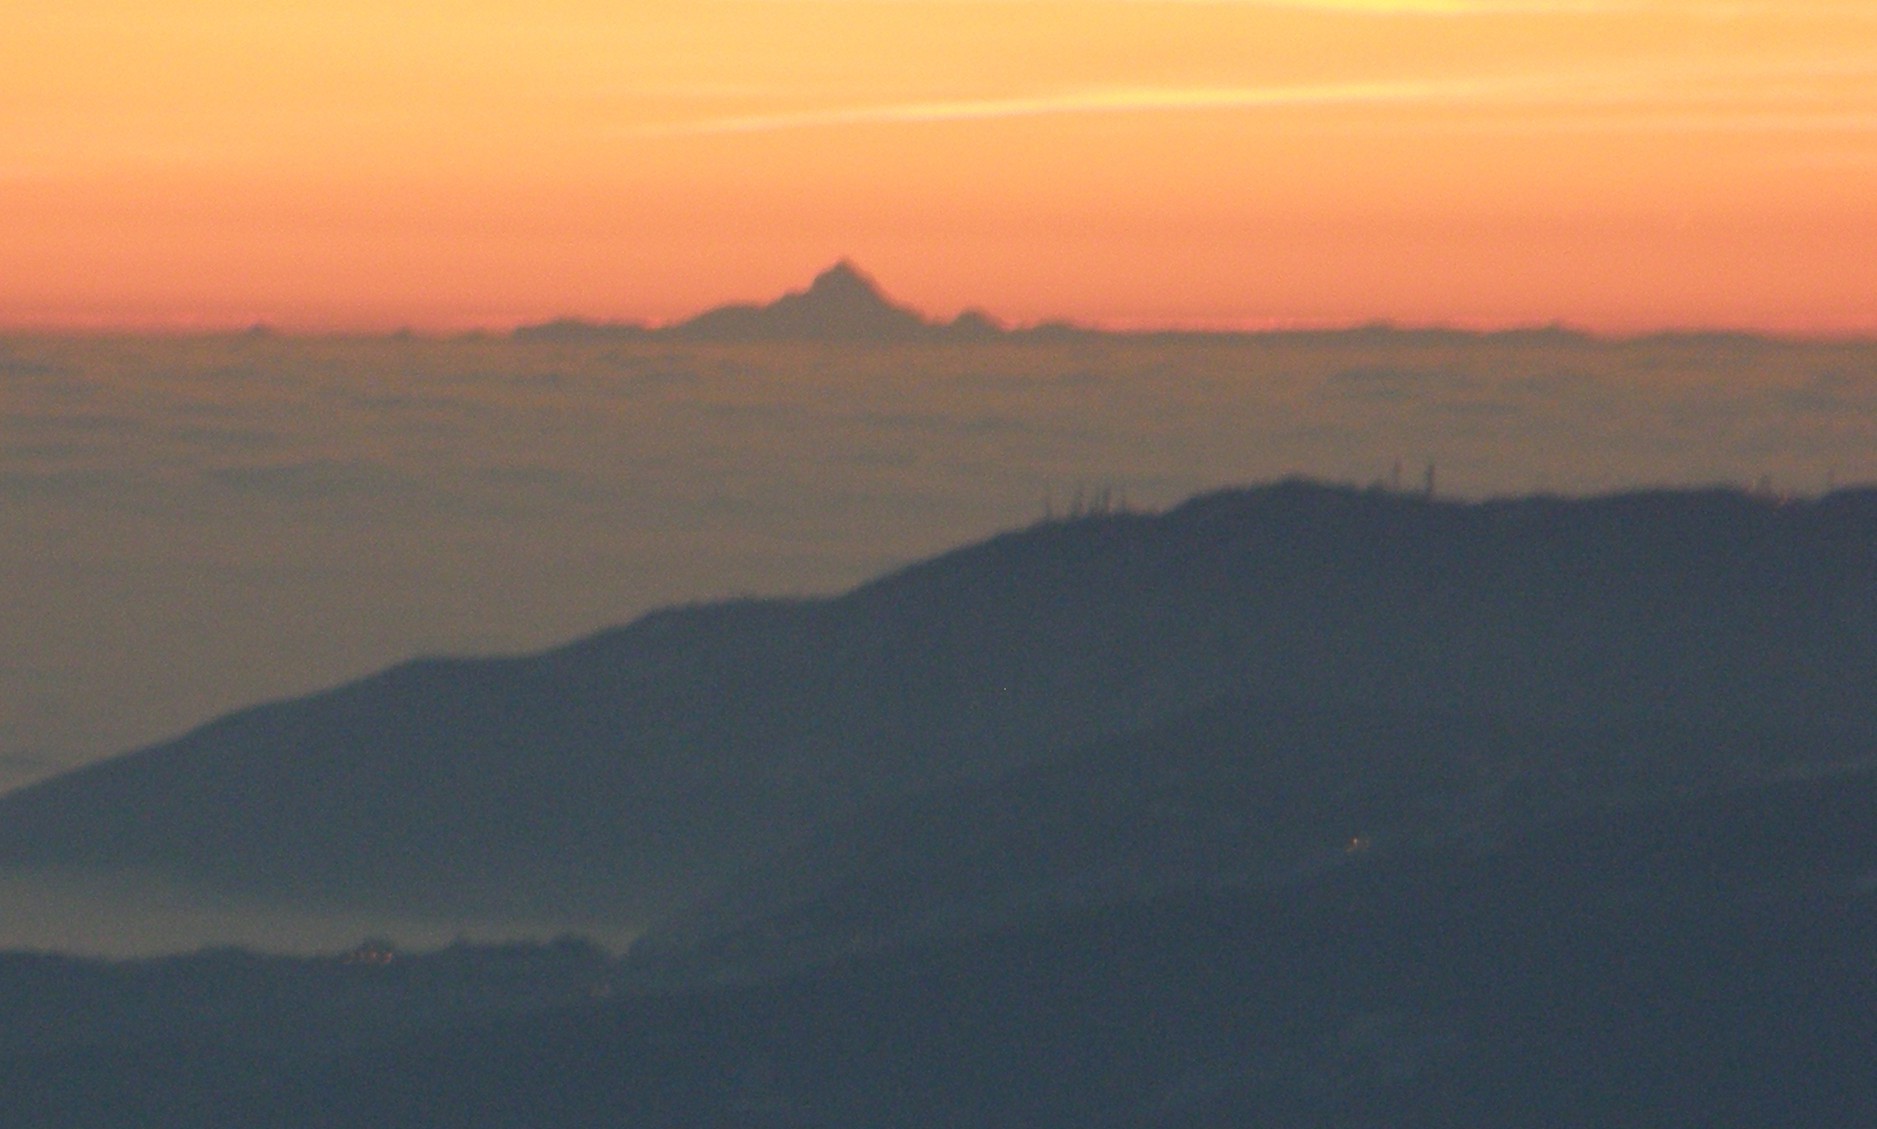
671, 260, 941, 342
514, 262, 958, 343
775, 259, 913, 322
805, 259, 881, 300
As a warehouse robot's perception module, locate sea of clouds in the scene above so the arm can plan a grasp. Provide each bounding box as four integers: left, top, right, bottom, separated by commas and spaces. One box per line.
3, 331, 1874, 793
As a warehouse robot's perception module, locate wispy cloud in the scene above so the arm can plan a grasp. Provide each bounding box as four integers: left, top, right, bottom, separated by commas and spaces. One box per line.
627, 77, 1522, 137
1500, 110, 1877, 133
791, 1, 1831, 14
789, 1, 1877, 22
1024, 0, 1871, 11
1212, 0, 1625, 11
626, 55, 1877, 138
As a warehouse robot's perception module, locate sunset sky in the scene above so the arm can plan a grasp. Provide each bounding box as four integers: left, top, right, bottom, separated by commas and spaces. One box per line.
3, 0, 1874, 332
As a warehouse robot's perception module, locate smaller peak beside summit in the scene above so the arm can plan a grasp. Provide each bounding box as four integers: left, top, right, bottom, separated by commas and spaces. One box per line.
945, 308, 1005, 338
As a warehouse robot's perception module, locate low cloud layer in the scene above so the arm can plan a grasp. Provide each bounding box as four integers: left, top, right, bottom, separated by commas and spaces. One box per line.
3, 331, 1874, 785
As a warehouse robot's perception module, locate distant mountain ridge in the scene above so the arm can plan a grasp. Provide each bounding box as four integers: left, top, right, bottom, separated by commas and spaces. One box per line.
670, 259, 986, 342
511, 261, 1628, 344
515, 260, 1008, 343
1, 480, 1875, 929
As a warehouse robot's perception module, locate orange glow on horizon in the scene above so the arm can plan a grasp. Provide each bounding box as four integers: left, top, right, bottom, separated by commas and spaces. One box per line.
2, 1, 1873, 333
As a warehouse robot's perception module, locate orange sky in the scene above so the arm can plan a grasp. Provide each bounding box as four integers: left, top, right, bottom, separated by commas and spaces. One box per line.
3, 0, 1874, 333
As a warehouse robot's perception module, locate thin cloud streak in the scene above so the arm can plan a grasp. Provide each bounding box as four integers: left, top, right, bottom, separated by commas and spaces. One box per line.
1222, 0, 1628, 12
1122, 0, 1873, 11
627, 59, 1877, 138
1503, 111, 1877, 133
627, 77, 1529, 137
802, 1, 1866, 15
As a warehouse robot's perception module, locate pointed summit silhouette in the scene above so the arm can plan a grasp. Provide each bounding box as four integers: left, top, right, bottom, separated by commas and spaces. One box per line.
803, 259, 880, 301
672, 260, 938, 341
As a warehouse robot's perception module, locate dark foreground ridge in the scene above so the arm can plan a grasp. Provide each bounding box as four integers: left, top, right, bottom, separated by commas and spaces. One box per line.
2, 480, 1875, 929
6, 478, 1877, 1124
6, 768, 1876, 1127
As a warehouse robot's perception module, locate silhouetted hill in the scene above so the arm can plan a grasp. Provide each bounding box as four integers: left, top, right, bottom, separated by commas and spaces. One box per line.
1, 481, 1874, 922
7, 767, 1876, 1127
0, 937, 616, 1060
626, 698, 1874, 986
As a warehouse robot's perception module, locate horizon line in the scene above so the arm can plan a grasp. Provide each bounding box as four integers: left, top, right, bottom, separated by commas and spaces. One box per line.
3, 262, 1873, 343
6, 316, 1876, 346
